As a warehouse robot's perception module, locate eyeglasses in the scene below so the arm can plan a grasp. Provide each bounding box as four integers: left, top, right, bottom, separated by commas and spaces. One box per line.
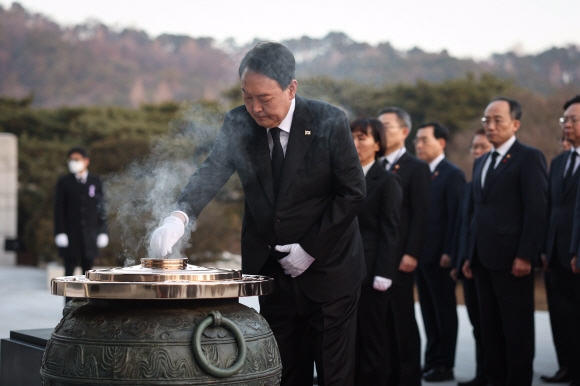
559, 116, 580, 126
383, 125, 402, 130
413, 137, 430, 145
481, 117, 511, 126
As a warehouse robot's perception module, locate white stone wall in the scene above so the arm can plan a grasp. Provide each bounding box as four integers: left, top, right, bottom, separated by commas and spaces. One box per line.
0, 133, 17, 266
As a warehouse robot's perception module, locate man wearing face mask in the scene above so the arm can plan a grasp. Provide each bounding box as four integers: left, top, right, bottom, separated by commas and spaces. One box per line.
54, 147, 108, 281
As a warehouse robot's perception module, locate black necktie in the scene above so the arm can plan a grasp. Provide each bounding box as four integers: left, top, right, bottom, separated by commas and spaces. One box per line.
381, 158, 388, 169
270, 128, 284, 199
564, 151, 577, 189
484, 151, 500, 187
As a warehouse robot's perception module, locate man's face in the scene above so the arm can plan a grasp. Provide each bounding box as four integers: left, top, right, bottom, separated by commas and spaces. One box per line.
241, 69, 297, 129
470, 134, 492, 160
414, 126, 444, 163
482, 100, 520, 148
378, 113, 409, 155
562, 103, 580, 148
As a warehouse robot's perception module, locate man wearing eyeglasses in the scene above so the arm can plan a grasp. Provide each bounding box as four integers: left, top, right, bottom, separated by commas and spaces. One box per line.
462, 97, 548, 386
550, 95, 580, 386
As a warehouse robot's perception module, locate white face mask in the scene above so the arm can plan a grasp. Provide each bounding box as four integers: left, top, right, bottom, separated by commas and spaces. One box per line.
68, 160, 86, 174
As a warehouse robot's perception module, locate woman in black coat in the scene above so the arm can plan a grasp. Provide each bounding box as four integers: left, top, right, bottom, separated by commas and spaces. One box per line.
351, 118, 403, 385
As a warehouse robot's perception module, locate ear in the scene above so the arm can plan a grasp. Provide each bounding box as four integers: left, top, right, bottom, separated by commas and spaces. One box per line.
438, 138, 447, 150
512, 119, 521, 132
401, 127, 410, 140
287, 80, 298, 99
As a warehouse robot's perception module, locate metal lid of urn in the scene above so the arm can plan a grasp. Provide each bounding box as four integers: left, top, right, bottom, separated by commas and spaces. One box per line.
51, 258, 274, 299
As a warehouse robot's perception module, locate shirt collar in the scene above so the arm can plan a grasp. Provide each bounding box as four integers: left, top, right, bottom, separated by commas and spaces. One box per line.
492, 135, 516, 156
383, 146, 406, 166
76, 169, 88, 182
273, 98, 295, 134
572, 146, 580, 154
429, 153, 445, 173
361, 160, 375, 176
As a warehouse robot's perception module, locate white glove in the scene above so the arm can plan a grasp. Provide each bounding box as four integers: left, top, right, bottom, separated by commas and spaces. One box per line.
55, 233, 69, 248
149, 216, 185, 258
274, 243, 316, 278
373, 276, 392, 291
96, 233, 109, 248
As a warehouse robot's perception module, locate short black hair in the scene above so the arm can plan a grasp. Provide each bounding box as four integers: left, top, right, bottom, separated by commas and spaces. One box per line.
491, 97, 522, 120
238, 42, 295, 90
350, 117, 385, 158
563, 95, 580, 111
377, 106, 412, 130
67, 146, 88, 159
418, 121, 449, 142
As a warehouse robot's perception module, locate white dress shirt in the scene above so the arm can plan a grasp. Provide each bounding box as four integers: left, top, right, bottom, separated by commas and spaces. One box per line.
381, 146, 407, 170
75, 169, 88, 184
428, 153, 445, 173
563, 146, 580, 176
267, 98, 295, 157
481, 135, 516, 188
361, 160, 375, 176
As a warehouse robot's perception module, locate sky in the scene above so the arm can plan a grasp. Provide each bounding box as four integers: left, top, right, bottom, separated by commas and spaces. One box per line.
1, 0, 579, 59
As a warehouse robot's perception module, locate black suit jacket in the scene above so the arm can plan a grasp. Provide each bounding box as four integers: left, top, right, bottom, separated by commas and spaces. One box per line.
388, 152, 431, 262
451, 182, 472, 273
545, 151, 580, 269
357, 162, 402, 286
177, 95, 367, 302
54, 173, 108, 259
421, 158, 465, 265
468, 139, 548, 270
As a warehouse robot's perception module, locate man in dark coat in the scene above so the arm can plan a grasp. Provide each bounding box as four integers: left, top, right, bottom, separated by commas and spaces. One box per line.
463, 97, 548, 386
378, 107, 431, 386
150, 42, 366, 386
54, 147, 108, 277
414, 122, 464, 382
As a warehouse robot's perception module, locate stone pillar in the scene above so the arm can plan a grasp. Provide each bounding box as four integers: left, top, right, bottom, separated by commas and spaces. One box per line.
0, 133, 18, 266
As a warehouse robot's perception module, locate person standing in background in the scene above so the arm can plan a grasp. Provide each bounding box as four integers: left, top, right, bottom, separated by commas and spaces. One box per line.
54, 147, 108, 280
451, 128, 491, 386
350, 117, 402, 385
377, 106, 431, 386
463, 97, 548, 386
414, 122, 465, 382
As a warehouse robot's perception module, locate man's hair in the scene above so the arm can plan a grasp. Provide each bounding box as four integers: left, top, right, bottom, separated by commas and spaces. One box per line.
563, 95, 580, 111
419, 121, 449, 142
470, 128, 487, 147
238, 42, 295, 90
67, 146, 88, 159
490, 97, 522, 120
377, 106, 412, 130
350, 117, 386, 158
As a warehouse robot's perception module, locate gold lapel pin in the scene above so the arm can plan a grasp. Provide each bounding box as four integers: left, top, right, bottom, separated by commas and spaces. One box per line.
506, 154, 511, 158
394, 165, 400, 170
434, 171, 439, 176
305, 130, 311, 135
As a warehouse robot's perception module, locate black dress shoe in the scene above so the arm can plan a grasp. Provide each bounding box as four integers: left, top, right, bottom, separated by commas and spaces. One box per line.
540, 368, 570, 383
457, 377, 488, 386
421, 363, 435, 374
422, 366, 454, 382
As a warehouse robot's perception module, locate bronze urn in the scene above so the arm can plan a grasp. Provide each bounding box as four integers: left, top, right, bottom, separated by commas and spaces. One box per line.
40, 258, 281, 385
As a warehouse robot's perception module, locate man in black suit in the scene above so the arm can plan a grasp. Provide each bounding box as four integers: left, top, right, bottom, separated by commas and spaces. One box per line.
378, 107, 431, 386
546, 95, 580, 386
54, 147, 109, 278
414, 122, 464, 382
150, 42, 366, 386
463, 97, 548, 386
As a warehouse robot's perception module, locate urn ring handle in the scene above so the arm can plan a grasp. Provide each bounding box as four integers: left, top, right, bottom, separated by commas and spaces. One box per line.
192, 310, 247, 378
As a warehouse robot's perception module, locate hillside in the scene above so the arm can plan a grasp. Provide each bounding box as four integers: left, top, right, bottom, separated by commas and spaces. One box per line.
0, 3, 578, 107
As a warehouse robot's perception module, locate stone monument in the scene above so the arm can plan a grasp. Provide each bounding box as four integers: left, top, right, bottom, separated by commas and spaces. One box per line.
0, 133, 17, 266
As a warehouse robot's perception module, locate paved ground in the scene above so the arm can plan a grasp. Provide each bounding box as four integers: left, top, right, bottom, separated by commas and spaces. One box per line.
0, 266, 566, 385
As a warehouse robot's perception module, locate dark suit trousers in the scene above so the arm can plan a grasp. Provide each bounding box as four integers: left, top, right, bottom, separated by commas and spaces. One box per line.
259, 258, 360, 386
544, 268, 566, 368
473, 261, 534, 386
545, 261, 580, 383
416, 263, 458, 368
355, 285, 390, 385
385, 270, 422, 386
462, 277, 485, 379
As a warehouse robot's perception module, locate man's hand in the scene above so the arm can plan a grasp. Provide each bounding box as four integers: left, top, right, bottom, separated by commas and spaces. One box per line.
572, 256, 580, 274
440, 253, 451, 268
540, 254, 548, 271
149, 215, 185, 258
399, 254, 418, 272
55, 233, 69, 248
373, 276, 392, 291
274, 243, 315, 278
462, 260, 473, 279
450, 268, 458, 281
96, 233, 109, 248
512, 257, 532, 277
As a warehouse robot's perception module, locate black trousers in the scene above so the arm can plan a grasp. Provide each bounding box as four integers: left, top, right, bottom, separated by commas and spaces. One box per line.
384, 270, 422, 386
259, 258, 360, 386
416, 263, 458, 368
545, 262, 580, 383
462, 276, 485, 380
473, 261, 534, 386
355, 284, 390, 385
